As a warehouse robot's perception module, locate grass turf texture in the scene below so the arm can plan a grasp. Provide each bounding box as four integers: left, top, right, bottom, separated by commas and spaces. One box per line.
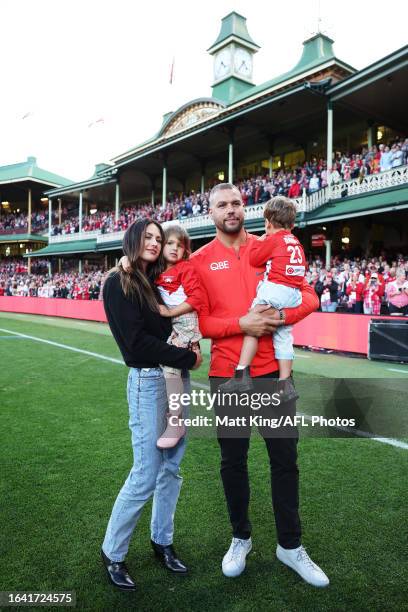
0, 312, 407, 611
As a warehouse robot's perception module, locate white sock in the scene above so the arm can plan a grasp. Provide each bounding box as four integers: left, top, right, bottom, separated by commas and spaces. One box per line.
236, 365, 246, 370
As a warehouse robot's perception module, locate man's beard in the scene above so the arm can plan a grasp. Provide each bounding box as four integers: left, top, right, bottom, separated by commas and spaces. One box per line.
215, 216, 244, 234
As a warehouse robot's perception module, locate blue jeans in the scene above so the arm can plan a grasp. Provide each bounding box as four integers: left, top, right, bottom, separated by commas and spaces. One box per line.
251, 280, 302, 360
102, 367, 187, 561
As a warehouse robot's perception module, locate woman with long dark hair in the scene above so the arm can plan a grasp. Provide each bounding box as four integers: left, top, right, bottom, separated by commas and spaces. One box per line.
100, 219, 202, 591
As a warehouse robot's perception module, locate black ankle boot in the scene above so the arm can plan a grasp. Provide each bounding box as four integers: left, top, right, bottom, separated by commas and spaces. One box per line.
101, 549, 137, 591
219, 366, 254, 393
151, 540, 188, 574
277, 378, 299, 403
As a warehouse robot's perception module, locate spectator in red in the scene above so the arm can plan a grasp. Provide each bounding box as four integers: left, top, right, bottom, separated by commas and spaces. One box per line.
288, 179, 301, 198
363, 273, 382, 314
346, 271, 365, 313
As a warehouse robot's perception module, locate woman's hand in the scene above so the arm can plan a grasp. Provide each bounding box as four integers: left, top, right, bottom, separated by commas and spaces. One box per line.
191, 346, 203, 370
119, 255, 131, 272
159, 304, 172, 317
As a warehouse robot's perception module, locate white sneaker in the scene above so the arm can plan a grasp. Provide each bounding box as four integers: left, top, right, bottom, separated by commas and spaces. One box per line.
222, 537, 252, 577
276, 544, 329, 587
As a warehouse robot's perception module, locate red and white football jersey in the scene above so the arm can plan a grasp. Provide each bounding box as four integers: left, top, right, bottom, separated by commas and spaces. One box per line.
248, 229, 306, 288
155, 259, 202, 311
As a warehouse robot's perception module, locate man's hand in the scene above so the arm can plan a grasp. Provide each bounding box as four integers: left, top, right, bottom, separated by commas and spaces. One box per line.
159, 304, 172, 317
239, 306, 284, 337
191, 347, 203, 370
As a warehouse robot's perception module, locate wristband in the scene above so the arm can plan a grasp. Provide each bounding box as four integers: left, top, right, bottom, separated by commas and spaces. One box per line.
278, 308, 285, 322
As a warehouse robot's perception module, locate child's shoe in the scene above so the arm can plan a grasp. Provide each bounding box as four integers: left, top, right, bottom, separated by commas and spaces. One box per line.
219, 366, 254, 393
276, 378, 299, 404
157, 417, 186, 449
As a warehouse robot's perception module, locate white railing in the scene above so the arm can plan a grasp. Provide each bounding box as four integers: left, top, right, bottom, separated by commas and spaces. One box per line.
47, 164, 408, 242
329, 164, 408, 200
49, 231, 100, 243
97, 231, 125, 244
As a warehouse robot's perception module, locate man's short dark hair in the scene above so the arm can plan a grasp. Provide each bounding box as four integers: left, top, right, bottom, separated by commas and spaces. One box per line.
209, 183, 241, 208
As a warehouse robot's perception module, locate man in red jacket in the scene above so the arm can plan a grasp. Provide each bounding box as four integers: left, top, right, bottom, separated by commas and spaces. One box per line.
192, 183, 329, 588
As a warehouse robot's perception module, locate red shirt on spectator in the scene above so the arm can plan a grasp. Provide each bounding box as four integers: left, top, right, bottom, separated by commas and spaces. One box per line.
288, 182, 301, 198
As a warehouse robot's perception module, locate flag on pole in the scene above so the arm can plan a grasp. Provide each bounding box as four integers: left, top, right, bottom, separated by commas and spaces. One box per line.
88, 118, 105, 128
169, 57, 175, 84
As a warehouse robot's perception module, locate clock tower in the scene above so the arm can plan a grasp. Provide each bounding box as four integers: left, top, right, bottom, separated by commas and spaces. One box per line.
208, 12, 260, 104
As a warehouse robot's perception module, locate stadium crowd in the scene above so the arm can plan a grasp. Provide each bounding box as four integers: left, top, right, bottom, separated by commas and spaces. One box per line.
1, 253, 407, 315
306, 253, 408, 316
1, 137, 406, 237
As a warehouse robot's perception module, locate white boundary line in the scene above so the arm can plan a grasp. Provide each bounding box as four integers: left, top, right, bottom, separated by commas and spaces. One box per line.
1, 327, 407, 450
387, 368, 408, 374
0, 328, 124, 365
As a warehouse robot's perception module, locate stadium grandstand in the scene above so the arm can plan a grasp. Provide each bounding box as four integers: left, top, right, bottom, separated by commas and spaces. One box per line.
0, 12, 407, 306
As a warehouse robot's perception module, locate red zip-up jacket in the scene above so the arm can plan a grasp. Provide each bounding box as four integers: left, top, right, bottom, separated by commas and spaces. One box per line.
191, 232, 319, 377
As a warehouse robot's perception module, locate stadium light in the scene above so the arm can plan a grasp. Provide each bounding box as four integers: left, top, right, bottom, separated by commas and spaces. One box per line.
1, 201, 9, 206
41, 198, 48, 203
217, 172, 225, 181
377, 129, 383, 140
341, 237, 350, 244
90, 207, 97, 214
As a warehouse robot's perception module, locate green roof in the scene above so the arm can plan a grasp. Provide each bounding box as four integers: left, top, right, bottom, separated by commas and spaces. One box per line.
208, 11, 260, 53
305, 185, 408, 224
0, 157, 72, 187
232, 33, 355, 104
25, 239, 96, 257
0, 233, 47, 243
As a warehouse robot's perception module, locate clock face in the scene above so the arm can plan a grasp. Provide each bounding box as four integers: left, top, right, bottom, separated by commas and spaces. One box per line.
234, 48, 252, 77
214, 49, 231, 80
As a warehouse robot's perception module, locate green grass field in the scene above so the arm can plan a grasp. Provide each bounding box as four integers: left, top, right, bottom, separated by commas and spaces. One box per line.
0, 312, 407, 611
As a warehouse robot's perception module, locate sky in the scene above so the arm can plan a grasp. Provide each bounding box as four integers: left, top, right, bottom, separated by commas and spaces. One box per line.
1, 0, 407, 182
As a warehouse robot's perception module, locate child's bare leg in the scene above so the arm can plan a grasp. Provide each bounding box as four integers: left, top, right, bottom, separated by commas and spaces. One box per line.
237, 335, 259, 368
278, 359, 292, 379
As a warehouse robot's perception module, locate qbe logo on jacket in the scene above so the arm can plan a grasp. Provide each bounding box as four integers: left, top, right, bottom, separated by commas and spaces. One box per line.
286, 265, 305, 276
210, 260, 230, 271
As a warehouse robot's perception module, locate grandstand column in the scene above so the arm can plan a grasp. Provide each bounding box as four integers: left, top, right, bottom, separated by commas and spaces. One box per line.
79, 192, 83, 233
58, 258, 61, 273
324, 239, 332, 270
78, 259, 82, 273
58, 198, 62, 225
48, 198, 52, 238
268, 155, 273, 177
327, 101, 333, 175
200, 160, 207, 193
228, 130, 234, 183
367, 122, 375, 148
162, 165, 167, 207
27, 188, 32, 234
115, 182, 120, 221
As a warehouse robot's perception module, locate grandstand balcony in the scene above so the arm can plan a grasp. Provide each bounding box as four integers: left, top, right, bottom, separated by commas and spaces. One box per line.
43, 163, 408, 246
